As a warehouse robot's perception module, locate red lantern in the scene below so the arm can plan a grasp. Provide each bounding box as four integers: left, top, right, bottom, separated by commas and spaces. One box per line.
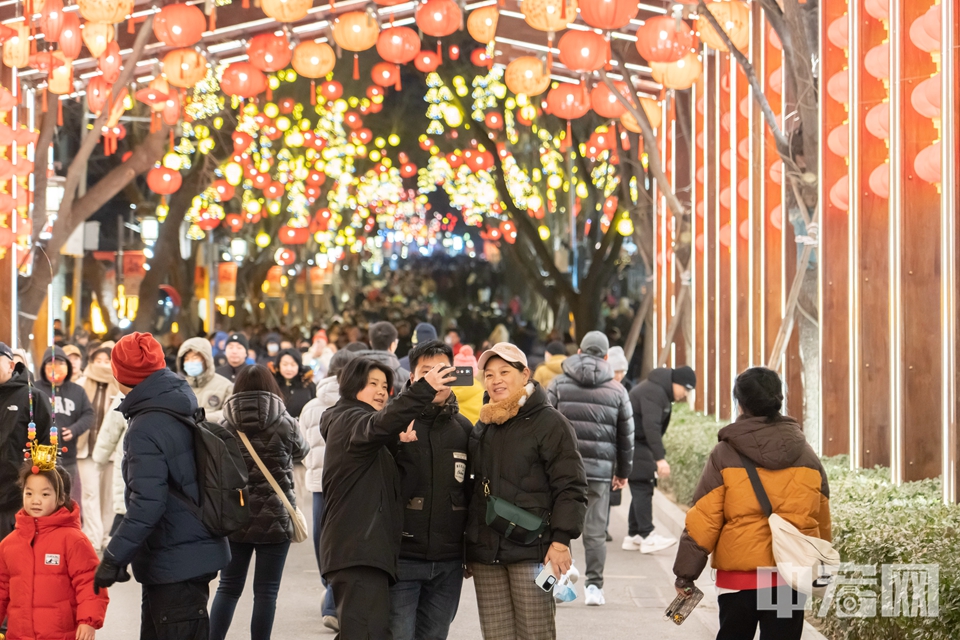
591, 81, 629, 119
419, 137, 434, 151
914, 142, 941, 184
98, 41, 121, 84
829, 175, 849, 211
279, 225, 310, 245
499, 219, 517, 244
344, 111, 362, 129
153, 3, 205, 48
865, 102, 889, 140
485, 111, 504, 130
557, 30, 609, 73
212, 180, 235, 202
377, 26, 420, 64
320, 80, 343, 100
827, 16, 848, 49
366, 85, 384, 100
86, 76, 110, 114
414, 50, 440, 72
470, 48, 490, 67
161, 91, 181, 126
416, 0, 461, 38
466, 150, 494, 172
864, 43, 889, 80
265, 182, 285, 199
233, 132, 253, 153
371, 61, 399, 87
220, 62, 267, 98
827, 124, 849, 157
718, 223, 732, 247
248, 32, 292, 73
826, 71, 848, 104
353, 128, 373, 145
868, 163, 889, 198
635, 16, 697, 64
225, 214, 244, 232
580, 0, 637, 30
770, 206, 783, 231
196, 211, 220, 231
40, 0, 65, 44
546, 84, 590, 120
147, 167, 182, 194
59, 12, 82, 59
400, 162, 417, 178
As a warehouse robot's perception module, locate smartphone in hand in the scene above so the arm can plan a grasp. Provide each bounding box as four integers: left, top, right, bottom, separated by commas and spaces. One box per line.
448, 366, 475, 386
535, 562, 558, 592
664, 585, 704, 625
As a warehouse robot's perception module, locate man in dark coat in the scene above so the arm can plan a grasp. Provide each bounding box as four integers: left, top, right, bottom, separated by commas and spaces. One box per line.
546, 331, 634, 606
390, 341, 473, 640
94, 332, 230, 640
0, 342, 52, 538
624, 365, 696, 554
356, 321, 410, 383
215, 332, 251, 382
397, 322, 438, 373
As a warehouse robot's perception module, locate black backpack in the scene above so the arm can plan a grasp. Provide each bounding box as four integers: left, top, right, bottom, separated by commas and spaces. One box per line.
153, 408, 250, 537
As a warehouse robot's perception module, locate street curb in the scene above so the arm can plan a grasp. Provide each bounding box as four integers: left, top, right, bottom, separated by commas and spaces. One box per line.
653, 489, 831, 640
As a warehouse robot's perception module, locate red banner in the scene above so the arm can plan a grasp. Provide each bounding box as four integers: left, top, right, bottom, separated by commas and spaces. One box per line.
218, 262, 237, 300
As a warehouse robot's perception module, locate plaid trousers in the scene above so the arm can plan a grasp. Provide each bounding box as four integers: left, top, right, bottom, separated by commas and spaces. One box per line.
470, 561, 556, 640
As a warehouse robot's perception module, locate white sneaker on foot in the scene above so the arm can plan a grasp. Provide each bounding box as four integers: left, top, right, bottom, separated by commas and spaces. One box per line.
322, 615, 339, 632
621, 534, 643, 551
640, 532, 678, 554
584, 584, 605, 606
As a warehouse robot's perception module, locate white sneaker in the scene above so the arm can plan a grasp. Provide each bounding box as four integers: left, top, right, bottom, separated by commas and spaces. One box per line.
639, 532, 678, 554
584, 584, 605, 606
621, 534, 643, 551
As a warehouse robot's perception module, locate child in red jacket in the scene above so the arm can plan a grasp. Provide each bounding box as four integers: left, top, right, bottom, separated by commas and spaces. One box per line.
0, 464, 109, 640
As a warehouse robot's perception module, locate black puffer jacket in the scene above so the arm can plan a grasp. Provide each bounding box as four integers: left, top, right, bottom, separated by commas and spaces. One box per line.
546, 354, 634, 482
0, 364, 52, 512
272, 349, 316, 418
221, 391, 309, 545
319, 378, 439, 582
466, 382, 588, 565
394, 382, 473, 563
628, 367, 674, 481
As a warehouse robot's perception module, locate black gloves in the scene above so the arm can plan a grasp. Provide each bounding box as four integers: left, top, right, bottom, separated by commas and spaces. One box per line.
93, 557, 131, 594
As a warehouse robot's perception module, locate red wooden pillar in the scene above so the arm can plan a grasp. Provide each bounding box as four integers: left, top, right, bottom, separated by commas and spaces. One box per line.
717, 52, 733, 421
693, 80, 707, 414
733, 55, 750, 378
761, 19, 784, 374
705, 51, 719, 418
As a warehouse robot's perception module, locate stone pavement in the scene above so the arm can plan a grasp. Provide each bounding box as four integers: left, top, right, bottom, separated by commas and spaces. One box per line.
96, 489, 824, 639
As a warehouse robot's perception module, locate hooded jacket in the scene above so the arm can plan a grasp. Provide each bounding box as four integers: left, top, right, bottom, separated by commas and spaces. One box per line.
36, 348, 94, 466
77, 362, 119, 459
0, 364, 52, 512
466, 382, 588, 565
354, 350, 409, 388
452, 378, 484, 426
394, 381, 473, 563
258, 333, 283, 366
298, 376, 340, 493
271, 349, 316, 419
177, 337, 234, 423
104, 367, 230, 585
91, 393, 127, 515
221, 391, 309, 545
546, 354, 634, 482
627, 367, 674, 481
319, 378, 439, 582
673, 415, 832, 590
533, 354, 567, 388
0, 505, 108, 639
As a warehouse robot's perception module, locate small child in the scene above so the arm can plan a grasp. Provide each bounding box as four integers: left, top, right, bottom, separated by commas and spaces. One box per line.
0, 464, 108, 640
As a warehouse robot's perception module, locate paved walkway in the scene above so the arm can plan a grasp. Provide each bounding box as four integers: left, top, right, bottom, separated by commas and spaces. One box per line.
98, 489, 721, 639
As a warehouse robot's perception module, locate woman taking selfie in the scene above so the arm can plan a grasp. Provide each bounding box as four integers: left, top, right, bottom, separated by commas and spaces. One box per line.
467, 343, 587, 640
319, 357, 457, 637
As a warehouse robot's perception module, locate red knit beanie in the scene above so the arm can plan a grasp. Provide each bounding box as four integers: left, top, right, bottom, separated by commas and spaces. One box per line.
112, 332, 167, 387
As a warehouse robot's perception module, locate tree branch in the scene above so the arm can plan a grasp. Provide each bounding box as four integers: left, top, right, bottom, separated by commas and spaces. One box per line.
31, 90, 59, 247
755, 0, 791, 52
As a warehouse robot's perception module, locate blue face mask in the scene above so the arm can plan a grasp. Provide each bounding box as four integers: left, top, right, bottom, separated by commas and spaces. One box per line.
184, 361, 205, 378
553, 581, 577, 603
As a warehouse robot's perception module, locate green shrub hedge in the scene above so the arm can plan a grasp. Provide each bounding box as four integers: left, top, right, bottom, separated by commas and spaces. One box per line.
658, 407, 960, 640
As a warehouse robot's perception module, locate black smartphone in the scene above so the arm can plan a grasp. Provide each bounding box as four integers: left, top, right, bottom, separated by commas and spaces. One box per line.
448, 366, 475, 386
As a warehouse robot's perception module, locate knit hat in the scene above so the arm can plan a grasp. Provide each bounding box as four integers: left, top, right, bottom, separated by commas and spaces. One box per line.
411, 322, 438, 346
545, 341, 566, 357
225, 332, 250, 350
112, 332, 166, 387
453, 345, 478, 370
672, 365, 697, 390
607, 346, 628, 372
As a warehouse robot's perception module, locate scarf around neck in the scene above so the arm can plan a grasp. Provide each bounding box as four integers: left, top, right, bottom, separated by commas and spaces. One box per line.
479, 382, 535, 425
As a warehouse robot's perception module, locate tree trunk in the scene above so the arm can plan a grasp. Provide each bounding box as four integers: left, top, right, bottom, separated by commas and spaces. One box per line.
797, 265, 820, 446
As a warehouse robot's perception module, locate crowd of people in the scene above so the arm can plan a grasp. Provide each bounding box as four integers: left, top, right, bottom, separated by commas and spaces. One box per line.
0, 298, 831, 640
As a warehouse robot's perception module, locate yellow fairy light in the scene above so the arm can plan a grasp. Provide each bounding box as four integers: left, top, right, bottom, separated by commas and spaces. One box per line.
547, 174, 563, 190
516, 93, 529, 107
527, 194, 543, 211
245, 200, 263, 215
268, 200, 281, 215
255, 231, 271, 248
505, 97, 516, 110
224, 162, 243, 186
264, 103, 280, 118
576, 182, 589, 199
443, 106, 463, 128
370, 150, 382, 162
162, 153, 183, 170
375, 137, 386, 148
268, 76, 280, 90
213, 117, 223, 130
198, 138, 215, 154
538, 225, 550, 241
348, 96, 359, 107
388, 134, 400, 146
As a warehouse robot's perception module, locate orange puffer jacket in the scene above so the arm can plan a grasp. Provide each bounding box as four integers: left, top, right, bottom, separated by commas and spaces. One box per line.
673, 414, 831, 587
0, 505, 108, 639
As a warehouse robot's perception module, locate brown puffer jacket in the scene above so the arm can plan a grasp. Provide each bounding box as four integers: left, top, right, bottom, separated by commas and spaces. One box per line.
673, 414, 831, 584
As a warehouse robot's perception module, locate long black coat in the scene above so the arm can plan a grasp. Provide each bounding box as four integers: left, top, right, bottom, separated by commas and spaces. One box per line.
466, 383, 588, 565
106, 368, 230, 585
627, 367, 674, 481
221, 391, 309, 545
319, 378, 438, 582
0, 365, 51, 512
546, 354, 634, 482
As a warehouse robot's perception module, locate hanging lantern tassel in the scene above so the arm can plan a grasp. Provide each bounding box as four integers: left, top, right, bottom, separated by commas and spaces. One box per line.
561, 119, 572, 151
560, 0, 566, 20
310, 79, 316, 105
353, 53, 359, 80
329, 0, 334, 8
546, 33, 554, 73
242, 0, 249, 8
604, 34, 612, 71
170, 127, 175, 150
128, 15, 135, 34
41, 87, 47, 113
209, 6, 217, 31
395, 64, 402, 91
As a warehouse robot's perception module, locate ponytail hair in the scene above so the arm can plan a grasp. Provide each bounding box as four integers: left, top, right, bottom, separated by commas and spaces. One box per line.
733, 367, 783, 421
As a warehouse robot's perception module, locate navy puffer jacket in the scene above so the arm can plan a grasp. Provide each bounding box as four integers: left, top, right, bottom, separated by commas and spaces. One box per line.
221, 391, 309, 545
546, 354, 635, 482
104, 368, 230, 585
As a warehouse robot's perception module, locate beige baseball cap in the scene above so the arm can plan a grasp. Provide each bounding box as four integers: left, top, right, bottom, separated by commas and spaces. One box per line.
477, 342, 529, 370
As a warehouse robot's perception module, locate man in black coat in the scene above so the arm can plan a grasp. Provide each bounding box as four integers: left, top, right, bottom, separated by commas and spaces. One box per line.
546, 331, 634, 606
0, 342, 52, 539
390, 340, 473, 640
624, 365, 696, 554
215, 332, 250, 382
93, 332, 230, 640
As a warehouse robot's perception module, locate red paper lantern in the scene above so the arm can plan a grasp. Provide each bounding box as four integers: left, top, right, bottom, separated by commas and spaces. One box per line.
153, 3, 205, 48
225, 214, 244, 232
470, 49, 490, 67
320, 80, 343, 100
579, 0, 638, 31
827, 16, 848, 49
248, 33, 292, 73
40, 0, 65, 44
914, 142, 941, 184
827, 123, 849, 157
864, 43, 889, 80
86, 76, 110, 114
770, 205, 782, 231
557, 30, 609, 73
718, 223, 732, 247
98, 41, 121, 84
147, 167, 182, 194
196, 212, 220, 231
371, 61, 399, 87
911, 76, 940, 118
377, 26, 420, 64
161, 91, 180, 126
59, 12, 82, 59
635, 16, 696, 64
279, 225, 310, 245
868, 163, 889, 198
829, 175, 849, 211
400, 162, 417, 178
264, 182, 284, 199
739, 219, 750, 241
466, 150, 494, 172
232, 132, 253, 153
546, 83, 590, 120
414, 50, 440, 72
591, 81, 629, 119
826, 71, 849, 104
416, 0, 461, 38
220, 62, 267, 98
865, 102, 889, 140
212, 180, 235, 202
485, 111, 504, 130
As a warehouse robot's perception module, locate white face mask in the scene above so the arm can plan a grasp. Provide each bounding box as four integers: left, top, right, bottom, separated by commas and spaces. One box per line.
267, 344, 279, 355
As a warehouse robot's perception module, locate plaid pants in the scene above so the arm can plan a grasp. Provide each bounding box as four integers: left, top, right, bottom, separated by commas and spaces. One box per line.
470, 561, 556, 640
